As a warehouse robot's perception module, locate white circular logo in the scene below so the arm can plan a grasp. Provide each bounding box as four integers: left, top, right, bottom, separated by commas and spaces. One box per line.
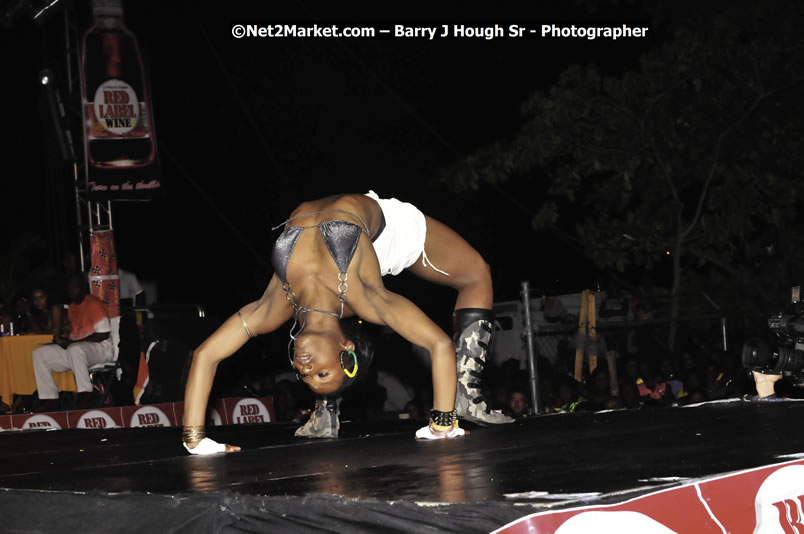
753, 465, 804, 533
209, 408, 222, 427
555, 511, 676, 534
22, 414, 61, 430
93, 79, 140, 134
77, 410, 118, 429
232, 399, 271, 424
129, 406, 170, 427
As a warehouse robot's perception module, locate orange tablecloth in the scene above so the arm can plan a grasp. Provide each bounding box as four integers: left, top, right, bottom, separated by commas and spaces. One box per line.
0, 334, 77, 405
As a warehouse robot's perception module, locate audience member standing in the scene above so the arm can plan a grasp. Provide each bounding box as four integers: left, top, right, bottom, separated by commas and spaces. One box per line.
118, 267, 145, 306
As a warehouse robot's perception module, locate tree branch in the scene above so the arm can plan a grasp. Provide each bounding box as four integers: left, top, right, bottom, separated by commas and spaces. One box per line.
640, 75, 693, 125
687, 248, 739, 277
651, 142, 680, 203
682, 91, 766, 239
577, 143, 638, 158
638, 77, 692, 206
682, 75, 804, 240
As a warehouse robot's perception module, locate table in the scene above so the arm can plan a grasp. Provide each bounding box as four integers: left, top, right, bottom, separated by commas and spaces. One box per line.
0, 334, 77, 405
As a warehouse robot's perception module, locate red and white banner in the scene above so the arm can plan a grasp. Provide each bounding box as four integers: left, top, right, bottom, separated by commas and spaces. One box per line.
495, 458, 804, 534
0, 396, 274, 431
88, 229, 120, 319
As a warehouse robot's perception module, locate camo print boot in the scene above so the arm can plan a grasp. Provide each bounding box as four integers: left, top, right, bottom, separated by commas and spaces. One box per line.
454, 308, 514, 425
295, 397, 340, 438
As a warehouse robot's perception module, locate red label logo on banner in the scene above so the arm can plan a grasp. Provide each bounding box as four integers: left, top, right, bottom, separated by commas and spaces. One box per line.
129, 406, 171, 428
76, 410, 119, 429
232, 399, 271, 424
22, 414, 62, 430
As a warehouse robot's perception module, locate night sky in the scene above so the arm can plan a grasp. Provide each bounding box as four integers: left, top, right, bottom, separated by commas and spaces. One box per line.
2, 1, 669, 321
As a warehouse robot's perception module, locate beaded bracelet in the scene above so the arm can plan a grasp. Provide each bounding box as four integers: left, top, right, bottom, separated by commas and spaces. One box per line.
182, 425, 206, 446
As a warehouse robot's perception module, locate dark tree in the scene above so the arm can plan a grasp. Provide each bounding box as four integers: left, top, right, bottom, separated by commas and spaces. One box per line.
446, 2, 804, 350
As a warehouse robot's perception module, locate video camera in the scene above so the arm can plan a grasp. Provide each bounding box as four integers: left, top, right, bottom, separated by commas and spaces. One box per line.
742, 286, 804, 374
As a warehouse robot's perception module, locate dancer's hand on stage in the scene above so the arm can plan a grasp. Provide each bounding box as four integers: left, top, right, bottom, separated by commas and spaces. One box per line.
415, 422, 466, 440
183, 437, 241, 455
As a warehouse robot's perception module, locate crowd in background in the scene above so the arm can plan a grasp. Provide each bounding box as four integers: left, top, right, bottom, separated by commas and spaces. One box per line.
0, 256, 147, 415
263, 320, 792, 426
3, 272, 794, 422
0, 252, 85, 339
0, 286, 66, 339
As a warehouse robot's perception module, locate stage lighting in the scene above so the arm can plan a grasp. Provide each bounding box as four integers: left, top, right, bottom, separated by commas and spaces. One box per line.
31, 0, 62, 22
38, 67, 76, 161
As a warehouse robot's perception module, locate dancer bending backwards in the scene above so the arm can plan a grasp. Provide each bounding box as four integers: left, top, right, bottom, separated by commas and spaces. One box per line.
182, 191, 511, 455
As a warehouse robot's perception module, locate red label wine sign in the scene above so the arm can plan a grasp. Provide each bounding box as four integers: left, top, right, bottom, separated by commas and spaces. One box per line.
90, 80, 146, 137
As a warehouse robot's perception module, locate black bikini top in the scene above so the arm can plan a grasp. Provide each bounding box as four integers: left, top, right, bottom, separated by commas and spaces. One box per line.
271, 209, 385, 360
271, 209, 378, 286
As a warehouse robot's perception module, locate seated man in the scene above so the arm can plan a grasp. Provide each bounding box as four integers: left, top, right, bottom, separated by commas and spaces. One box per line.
32, 275, 113, 411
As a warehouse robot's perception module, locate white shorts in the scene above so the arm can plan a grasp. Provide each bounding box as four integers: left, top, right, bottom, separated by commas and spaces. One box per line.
365, 191, 449, 277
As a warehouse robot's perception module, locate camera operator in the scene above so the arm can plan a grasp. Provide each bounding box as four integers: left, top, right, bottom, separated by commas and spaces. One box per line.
742, 288, 804, 401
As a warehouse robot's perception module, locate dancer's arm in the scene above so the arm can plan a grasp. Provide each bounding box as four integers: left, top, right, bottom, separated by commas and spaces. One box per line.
183, 275, 292, 451
355, 287, 457, 413
349, 242, 457, 413
347, 242, 462, 438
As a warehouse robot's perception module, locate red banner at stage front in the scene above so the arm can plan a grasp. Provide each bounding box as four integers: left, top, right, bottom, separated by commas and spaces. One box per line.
495, 458, 804, 534
0, 396, 275, 431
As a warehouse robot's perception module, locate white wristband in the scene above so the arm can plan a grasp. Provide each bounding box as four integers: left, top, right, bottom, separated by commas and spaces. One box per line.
183, 437, 227, 455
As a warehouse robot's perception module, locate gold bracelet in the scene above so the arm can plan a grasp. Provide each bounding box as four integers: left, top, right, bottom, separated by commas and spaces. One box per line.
182, 425, 206, 446
429, 421, 455, 433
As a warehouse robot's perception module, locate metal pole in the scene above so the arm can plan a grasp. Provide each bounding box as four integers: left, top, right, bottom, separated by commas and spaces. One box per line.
721, 317, 727, 352
521, 281, 541, 414
72, 162, 86, 272
63, 9, 72, 93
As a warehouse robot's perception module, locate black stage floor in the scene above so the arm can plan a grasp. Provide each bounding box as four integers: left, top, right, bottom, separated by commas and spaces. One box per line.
1, 399, 803, 533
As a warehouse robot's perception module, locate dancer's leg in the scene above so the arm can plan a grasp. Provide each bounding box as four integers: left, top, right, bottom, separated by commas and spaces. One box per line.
407, 216, 513, 425
295, 397, 340, 438
404, 215, 492, 309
